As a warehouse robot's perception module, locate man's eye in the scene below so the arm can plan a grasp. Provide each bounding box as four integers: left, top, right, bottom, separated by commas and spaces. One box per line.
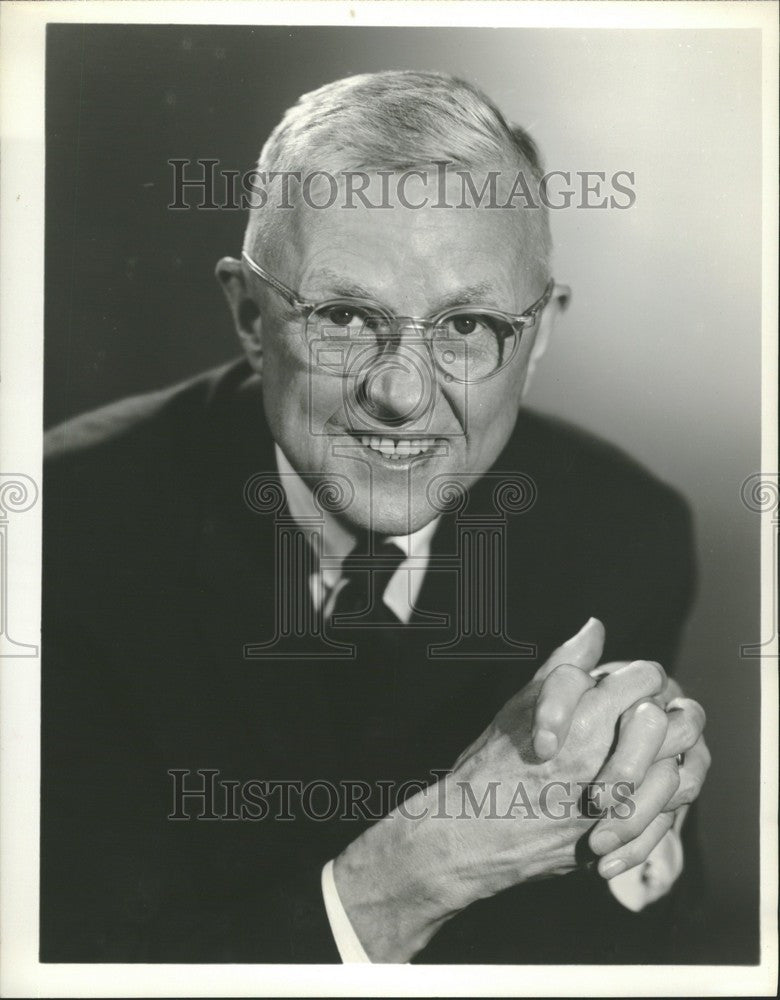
320, 305, 385, 336
326, 307, 361, 327
450, 314, 483, 336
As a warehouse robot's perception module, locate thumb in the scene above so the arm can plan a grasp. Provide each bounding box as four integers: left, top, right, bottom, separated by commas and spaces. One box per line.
534, 617, 606, 681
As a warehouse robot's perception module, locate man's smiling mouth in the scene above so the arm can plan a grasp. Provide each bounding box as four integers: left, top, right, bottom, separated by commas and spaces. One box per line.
344, 432, 440, 460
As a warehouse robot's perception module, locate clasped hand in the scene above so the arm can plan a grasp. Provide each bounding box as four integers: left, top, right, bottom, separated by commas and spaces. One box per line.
528, 617, 710, 878
333, 617, 710, 961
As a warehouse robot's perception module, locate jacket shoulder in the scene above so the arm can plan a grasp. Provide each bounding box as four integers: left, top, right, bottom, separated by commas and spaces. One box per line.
43, 360, 246, 469
509, 407, 690, 518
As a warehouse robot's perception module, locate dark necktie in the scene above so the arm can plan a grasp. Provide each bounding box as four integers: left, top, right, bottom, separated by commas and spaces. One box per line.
329, 538, 406, 627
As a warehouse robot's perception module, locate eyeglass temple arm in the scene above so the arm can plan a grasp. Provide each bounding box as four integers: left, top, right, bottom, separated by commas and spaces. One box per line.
243, 250, 573, 322
512, 281, 571, 335
241, 251, 308, 311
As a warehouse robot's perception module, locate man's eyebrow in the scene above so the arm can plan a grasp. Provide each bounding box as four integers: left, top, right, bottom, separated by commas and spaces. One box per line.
306, 270, 500, 311
305, 269, 377, 301
430, 283, 498, 311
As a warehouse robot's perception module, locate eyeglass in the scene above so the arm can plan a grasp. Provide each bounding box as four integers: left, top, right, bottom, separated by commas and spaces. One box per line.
241, 249, 568, 384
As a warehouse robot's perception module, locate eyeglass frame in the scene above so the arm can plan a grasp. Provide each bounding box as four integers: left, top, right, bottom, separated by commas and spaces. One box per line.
240, 249, 569, 384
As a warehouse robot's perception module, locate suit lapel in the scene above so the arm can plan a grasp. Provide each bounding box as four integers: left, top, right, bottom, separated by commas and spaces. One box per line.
195, 362, 287, 663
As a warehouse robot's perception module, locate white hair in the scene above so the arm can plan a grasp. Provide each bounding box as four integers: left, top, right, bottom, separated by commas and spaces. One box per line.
244, 70, 551, 271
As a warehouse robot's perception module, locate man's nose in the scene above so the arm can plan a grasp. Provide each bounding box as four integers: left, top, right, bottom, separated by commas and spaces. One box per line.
356, 346, 434, 426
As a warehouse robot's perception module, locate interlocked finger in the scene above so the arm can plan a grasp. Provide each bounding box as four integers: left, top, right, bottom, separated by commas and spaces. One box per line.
590, 756, 681, 857
655, 697, 706, 762
597, 810, 677, 880
533, 662, 597, 760
614, 700, 670, 783
663, 735, 711, 812
583, 659, 668, 723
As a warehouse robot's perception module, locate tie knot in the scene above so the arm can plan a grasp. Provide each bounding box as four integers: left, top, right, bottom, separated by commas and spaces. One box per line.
342, 536, 405, 576
330, 536, 406, 625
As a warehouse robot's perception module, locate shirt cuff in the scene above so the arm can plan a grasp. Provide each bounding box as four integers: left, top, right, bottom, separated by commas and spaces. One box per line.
607, 828, 685, 912
321, 859, 372, 963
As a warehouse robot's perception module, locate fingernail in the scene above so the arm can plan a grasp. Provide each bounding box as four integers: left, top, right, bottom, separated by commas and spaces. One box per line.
534, 729, 558, 758
599, 858, 626, 878
567, 617, 596, 643
591, 830, 621, 854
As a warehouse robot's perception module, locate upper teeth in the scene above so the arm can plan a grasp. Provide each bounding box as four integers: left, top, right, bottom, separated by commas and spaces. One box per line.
359, 436, 436, 459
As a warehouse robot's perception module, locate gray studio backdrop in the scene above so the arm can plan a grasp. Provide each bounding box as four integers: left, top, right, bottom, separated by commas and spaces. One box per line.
45, 25, 762, 960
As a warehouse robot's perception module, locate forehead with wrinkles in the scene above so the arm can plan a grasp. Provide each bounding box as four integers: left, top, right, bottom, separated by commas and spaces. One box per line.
255, 168, 549, 312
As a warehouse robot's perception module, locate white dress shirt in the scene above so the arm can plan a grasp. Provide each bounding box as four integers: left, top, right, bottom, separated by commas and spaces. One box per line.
274, 445, 685, 962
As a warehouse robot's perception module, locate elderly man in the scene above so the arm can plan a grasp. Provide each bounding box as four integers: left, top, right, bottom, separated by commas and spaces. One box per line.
41, 71, 709, 964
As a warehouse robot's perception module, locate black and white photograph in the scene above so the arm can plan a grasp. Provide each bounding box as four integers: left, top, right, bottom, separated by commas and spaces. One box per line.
0, 1, 777, 996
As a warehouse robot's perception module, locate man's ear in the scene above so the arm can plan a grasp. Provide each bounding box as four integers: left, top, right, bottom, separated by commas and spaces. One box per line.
215, 256, 263, 373
524, 284, 571, 391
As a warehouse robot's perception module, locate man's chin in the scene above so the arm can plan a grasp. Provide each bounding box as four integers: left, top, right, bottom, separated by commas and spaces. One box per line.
317, 455, 449, 537
339, 498, 439, 539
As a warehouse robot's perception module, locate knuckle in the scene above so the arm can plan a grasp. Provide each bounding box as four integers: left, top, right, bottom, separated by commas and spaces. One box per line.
555, 662, 592, 692
675, 782, 695, 806
658, 758, 682, 789
615, 759, 640, 786
677, 716, 698, 750
688, 777, 704, 801
677, 699, 707, 739
634, 700, 668, 732
693, 701, 709, 731
646, 660, 668, 691
540, 702, 566, 729
629, 659, 666, 694
688, 699, 707, 731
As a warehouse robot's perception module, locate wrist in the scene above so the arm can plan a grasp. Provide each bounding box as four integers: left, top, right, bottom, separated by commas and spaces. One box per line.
332, 785, 472, 962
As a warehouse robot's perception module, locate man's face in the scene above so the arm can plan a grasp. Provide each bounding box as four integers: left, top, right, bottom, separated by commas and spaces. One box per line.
231, 172, 552, 536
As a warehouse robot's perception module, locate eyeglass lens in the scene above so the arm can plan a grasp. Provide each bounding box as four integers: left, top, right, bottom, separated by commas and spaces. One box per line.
306, 302, 519, 381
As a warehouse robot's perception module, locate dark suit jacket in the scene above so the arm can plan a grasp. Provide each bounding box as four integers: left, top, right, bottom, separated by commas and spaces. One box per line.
41, 358, 703, 964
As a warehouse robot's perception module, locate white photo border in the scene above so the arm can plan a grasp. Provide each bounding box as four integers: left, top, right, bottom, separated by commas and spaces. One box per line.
1, 2, 777, 996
